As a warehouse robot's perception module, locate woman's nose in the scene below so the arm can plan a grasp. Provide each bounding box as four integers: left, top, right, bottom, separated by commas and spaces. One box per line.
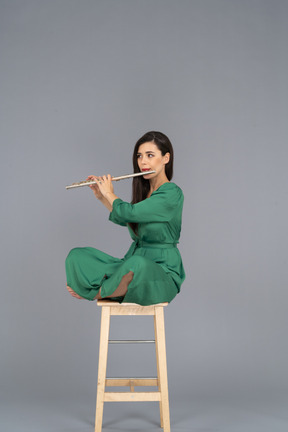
140, 156, 148, 164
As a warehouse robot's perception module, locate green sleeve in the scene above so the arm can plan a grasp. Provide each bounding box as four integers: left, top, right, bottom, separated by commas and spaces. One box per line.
109, 207, 127, 226
109, 184, 183, 224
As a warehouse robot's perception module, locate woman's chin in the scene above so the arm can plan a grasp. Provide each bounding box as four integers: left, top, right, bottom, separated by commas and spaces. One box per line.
143, 173, 154, 180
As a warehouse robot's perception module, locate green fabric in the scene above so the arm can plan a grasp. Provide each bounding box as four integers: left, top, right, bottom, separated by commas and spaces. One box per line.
65, 182, 185, 305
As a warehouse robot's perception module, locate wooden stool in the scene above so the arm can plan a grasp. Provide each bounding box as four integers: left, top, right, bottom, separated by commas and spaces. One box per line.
95, 299, 171, 432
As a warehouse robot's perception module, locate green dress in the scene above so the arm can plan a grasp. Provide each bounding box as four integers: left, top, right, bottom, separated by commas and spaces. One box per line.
65, 182, 185, 306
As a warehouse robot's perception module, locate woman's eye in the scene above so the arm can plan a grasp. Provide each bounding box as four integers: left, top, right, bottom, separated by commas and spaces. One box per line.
148, 154, 153, 158
137, 154, 142, 158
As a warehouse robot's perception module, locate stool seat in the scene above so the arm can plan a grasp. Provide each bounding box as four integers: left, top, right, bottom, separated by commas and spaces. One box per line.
97, 300, 168, 306
95, 300, 171, 432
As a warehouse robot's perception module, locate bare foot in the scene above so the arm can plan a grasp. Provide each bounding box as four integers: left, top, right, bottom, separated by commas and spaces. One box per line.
94, 271, 134, 300
66, 285, 84, 300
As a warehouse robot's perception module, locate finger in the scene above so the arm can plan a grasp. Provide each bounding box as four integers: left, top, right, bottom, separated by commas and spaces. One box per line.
89, 183, 98, 189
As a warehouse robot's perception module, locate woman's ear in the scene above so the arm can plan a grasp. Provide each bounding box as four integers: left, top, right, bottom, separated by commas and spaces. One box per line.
164, 152, 170, 164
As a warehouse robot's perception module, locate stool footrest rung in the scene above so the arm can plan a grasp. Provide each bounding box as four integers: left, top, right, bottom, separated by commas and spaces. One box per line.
104, 391, 161, 402
109, 339, 155, 344
106, 378, 158, 387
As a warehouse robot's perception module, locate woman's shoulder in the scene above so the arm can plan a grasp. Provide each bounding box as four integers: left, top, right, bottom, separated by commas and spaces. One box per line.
153, 182, 184, 198
158, 181, 183, 192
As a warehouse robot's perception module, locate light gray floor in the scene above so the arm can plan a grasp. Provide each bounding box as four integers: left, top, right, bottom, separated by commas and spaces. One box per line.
1, 391, 288, 432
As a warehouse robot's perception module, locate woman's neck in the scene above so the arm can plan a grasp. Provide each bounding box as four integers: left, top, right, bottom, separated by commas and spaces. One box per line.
148, 174, 169, 196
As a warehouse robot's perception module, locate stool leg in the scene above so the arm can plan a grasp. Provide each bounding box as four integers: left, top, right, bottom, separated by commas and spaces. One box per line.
155, 307, 171, 432
154, 313, 164, 428
95, 306, 110, 432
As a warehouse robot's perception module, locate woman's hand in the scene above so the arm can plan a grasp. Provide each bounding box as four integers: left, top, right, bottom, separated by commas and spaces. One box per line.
95, 174, 114, 198
87, 175, 104, 200
87, 174, 117, 211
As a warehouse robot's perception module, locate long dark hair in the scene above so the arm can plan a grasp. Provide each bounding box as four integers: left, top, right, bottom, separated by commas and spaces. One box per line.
129, 131, 174, 235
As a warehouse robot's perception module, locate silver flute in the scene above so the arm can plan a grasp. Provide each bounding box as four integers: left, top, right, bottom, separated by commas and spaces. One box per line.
65, 170, 156, 189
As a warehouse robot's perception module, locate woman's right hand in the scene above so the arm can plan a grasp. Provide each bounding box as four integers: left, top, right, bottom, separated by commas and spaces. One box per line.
87, 175, 104, 200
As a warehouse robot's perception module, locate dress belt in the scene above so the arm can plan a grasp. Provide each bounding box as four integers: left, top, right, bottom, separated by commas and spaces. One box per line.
133, 240, 178, 249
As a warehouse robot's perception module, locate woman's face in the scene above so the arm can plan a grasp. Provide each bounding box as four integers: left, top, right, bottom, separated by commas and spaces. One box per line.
137, 141, 169, 179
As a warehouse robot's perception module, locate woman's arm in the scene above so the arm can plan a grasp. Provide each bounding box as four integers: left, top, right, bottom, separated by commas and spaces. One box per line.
110, 184, 183, 224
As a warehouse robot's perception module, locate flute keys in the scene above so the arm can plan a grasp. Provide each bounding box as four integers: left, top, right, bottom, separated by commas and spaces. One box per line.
65, 170, 156, 189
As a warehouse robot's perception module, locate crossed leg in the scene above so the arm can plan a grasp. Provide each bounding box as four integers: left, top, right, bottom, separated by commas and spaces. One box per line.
66, 271, 134, 301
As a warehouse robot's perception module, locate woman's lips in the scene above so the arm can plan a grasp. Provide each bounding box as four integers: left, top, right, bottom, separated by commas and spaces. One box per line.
142, 169, 151, 172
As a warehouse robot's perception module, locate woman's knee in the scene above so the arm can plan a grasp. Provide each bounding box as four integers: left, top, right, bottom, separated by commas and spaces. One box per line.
66, 247, 82, 265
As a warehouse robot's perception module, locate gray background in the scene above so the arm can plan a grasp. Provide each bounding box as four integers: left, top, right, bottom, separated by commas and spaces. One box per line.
1, 1, 287, 431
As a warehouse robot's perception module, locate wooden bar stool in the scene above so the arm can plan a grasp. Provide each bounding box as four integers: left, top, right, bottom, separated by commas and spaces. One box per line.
95, 299, 171, 432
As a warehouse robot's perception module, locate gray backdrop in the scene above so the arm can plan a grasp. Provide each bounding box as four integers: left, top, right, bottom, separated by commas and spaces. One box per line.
1, 1, 287, 431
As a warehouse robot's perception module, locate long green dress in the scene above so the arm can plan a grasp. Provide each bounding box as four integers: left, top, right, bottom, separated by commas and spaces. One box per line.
65, 182, 185, 305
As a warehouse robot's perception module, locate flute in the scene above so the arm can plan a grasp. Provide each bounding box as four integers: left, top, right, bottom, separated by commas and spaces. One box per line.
65, 170, 156, 189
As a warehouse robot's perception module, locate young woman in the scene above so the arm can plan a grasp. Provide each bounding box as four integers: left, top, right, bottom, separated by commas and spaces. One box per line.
65, 131, 185, 306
